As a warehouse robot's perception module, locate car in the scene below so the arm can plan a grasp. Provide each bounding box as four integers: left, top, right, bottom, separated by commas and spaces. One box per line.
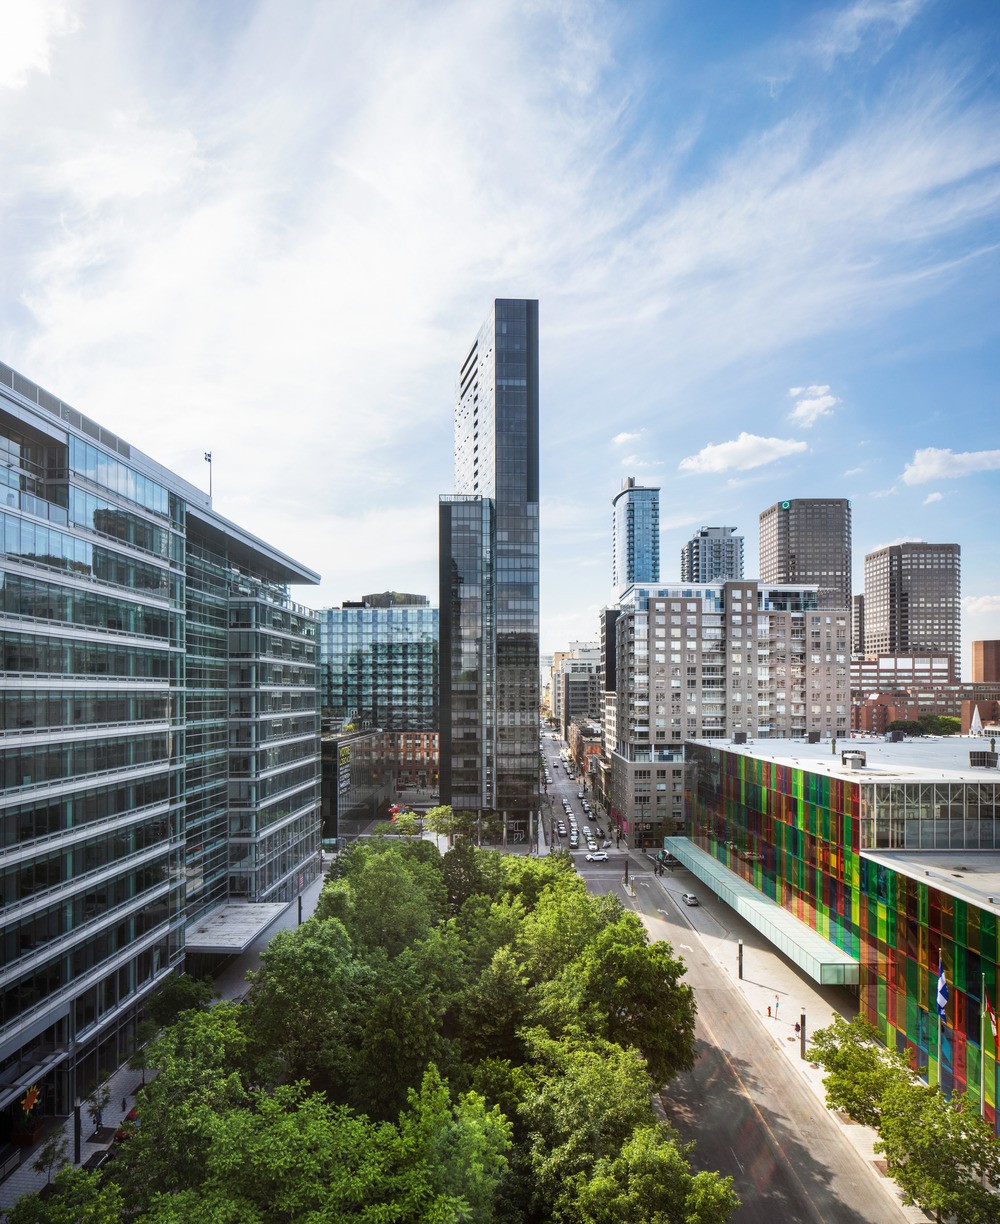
557, 824, 566, 837
601, 839, 611, 849
586, 851, 609, 862
581, 825, 591, 836
681, 893, 700, 906
578, 790, 585, 799
569, 839, 579, 849
586, 840, 598, 852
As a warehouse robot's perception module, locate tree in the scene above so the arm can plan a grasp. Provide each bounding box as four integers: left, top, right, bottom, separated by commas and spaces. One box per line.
568, 1124, 739, 1224
8, 1169, 123, 1224
146, 973, 216, 1028
459, 946, 533, 1064
30, 1129, 69, 1186
516, 873, 612, 984
129, 1017, 159, 1087
241, 917, 360, 1092
85, 1076, 112, 1133
568, 912, 697, 1085
876, 1085, 1000, 1223
346, 847, 438, 957
807, 1014, 913, 1129
442, 839, 502, 912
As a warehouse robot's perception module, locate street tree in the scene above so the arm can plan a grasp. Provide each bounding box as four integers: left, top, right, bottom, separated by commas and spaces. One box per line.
876, 1085, 1000, 1223
8, 1169, 123, 1224
807, 1014, 913, 1129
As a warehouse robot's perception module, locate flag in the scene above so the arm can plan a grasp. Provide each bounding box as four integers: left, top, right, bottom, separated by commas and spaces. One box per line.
986, 986, 1000, 1057
204, 452, 212, 463
937, 954, 948, 1020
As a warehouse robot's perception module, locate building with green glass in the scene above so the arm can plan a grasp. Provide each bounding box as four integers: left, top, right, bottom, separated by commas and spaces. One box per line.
1, 361, 320, 1127
675, 736, 1000, 1133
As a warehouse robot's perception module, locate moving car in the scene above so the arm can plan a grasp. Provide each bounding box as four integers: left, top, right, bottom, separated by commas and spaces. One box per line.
681, 893, 700, 906
586, 851, 609, 862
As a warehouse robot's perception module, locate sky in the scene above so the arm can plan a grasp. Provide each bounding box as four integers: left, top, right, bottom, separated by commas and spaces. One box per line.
1, 0, 998, 673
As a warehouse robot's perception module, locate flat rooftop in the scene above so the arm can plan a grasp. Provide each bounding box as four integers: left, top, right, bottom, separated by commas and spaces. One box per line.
862, 850, 1000, 915
184, 902, 289, 954
690, 735, 1000, 785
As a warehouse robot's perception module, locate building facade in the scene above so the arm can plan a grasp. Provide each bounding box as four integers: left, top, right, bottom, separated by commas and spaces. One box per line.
862, 543, 961, 676
605, 580, 849, 847
680, 526, 744, 583
612, 477, 659, 595
1, 361, 321, 1123
317, 597, 438, 732
759, 498, 852, 612
973, 641, 1000, 685
682, 738, 1000, 1133
439, 299, 540, 838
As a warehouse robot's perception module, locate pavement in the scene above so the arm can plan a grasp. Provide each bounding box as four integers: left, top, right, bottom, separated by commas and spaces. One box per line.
617, 846, 928, 1223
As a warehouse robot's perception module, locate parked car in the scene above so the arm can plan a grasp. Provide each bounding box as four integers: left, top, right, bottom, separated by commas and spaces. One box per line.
681, 893, 700, 906
586, 851, 609, 862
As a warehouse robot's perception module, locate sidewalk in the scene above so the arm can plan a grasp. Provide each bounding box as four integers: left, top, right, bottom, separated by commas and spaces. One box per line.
624, 848, 927, 1224
0, 861, 332, 1213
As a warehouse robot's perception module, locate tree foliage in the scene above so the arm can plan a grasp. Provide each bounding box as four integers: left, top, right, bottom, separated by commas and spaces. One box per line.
808, 1014, 913, 1128
21, 838, 735, 1224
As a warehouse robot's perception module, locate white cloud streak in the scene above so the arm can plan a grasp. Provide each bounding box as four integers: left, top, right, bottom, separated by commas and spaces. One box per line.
923, 491, 943, 504
902, 447, 1000, 484
0, 0, 79, 90
679, 433, 807, 475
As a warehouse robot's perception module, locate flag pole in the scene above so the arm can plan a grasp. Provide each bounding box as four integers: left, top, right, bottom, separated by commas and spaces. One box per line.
982, 972, 987, 1116
937, 1011, 942, 1090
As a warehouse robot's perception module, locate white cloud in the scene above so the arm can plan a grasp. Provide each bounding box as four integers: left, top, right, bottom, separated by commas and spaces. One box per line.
679, 433, 807, 475
788, 383, 840, 427
871, 486, 898, 499
843, 466, 865, 476
965, 595, 1000, 616
901, 447, 1000, 484
923, 491, 943, 505
806, 0, 927, 69
612, 431, 641, 447
0, 0, 79, 90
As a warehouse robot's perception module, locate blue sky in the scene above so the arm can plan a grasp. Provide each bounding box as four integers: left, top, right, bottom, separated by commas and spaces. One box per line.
1, 0, 998, 671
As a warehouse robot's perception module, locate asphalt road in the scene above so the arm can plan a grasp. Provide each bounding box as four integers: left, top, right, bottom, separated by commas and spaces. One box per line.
577, 860, 904, 1224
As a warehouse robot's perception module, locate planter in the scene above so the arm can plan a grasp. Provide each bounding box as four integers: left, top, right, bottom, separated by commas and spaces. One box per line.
9, 1124, 44, 1147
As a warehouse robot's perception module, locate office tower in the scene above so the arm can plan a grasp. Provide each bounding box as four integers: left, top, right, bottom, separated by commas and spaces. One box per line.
973, 641, 1000, 684
318, 597, 438, 731
550, 643, 602, 741
612, 477, 659, 593
0, 361, 320, 1119
439, 299, 540, 839
680, 526, 744, 583
862, 542, 961, 675
759, 498, 852, 611
852, 594, 865, 654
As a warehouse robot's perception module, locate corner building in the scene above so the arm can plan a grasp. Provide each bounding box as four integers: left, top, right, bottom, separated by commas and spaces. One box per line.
439, 299, 539, 840
1, 362, 320, 1121
678, 737, 1000, 1134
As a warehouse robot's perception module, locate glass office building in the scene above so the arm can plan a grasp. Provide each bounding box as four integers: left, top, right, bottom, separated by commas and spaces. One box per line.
318, 599, 438, 732
612, 477, 659, 595
1, 362, 320, 1122
682, 738, 1000, 1134
439, 299, 539, 839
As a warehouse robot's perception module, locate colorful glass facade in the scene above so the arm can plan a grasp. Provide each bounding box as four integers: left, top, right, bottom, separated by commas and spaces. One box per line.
686, 742, 1000, 1133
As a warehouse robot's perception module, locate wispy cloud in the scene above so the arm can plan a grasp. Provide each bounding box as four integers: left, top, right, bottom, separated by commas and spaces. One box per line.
964, 595, 1000, 616
788, 383, 840, 427
804, 0, 927, 69
0, 0, 79, 90
679, 433, 807, 475
843, 466, 865, 476
923, 491, 943, 505
871, 486, 898, 499
612, 431, 642, 447
902, 447, 1000, 484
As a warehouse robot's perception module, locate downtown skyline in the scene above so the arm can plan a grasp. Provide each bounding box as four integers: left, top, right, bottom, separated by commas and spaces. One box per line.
1, 0, 998, 671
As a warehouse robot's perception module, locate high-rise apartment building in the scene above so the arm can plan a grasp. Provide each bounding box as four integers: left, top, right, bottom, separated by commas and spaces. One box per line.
680, 525, 744, 583
439, 299, 540, 839
1, 361, 320, 1119
604, 581, 849, 847
612, 477, 659, 594
862, 543, 961, 676
759, 498, 852, 611
318, 597, 438, 731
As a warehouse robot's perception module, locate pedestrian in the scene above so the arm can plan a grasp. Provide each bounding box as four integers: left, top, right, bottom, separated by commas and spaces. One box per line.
794, 1022, 800, 1035
767, 1005, 772, 1018
122, 1096, 127, 1112
774, 995, 780, 1019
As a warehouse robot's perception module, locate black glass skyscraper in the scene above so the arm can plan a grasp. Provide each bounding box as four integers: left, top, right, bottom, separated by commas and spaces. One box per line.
439, 299, 539, 840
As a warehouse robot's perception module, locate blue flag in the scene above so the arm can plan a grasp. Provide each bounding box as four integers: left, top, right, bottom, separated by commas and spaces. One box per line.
937, 955, 948, 1020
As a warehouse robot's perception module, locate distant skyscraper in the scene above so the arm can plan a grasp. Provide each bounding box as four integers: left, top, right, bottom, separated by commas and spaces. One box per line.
612, 477, 659, 593
439, 299, 540, 837
759, 498, 852, 611
680, 526, 744, 583
863, 542, 961, 675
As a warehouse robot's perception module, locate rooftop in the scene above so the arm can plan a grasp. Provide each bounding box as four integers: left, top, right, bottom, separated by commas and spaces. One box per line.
861, 850, 1000, 916
690, 735, 1000, 785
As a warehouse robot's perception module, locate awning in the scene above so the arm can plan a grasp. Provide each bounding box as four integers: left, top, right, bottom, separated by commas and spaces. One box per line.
663, 837, 859, 986
184, 902, 289, 953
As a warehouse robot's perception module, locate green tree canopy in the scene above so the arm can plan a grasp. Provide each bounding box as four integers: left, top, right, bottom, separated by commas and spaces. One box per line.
807, 1014, 913, 1129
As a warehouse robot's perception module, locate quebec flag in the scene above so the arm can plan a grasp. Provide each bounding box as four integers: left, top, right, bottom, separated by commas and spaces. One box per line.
937, 955, 948, 1020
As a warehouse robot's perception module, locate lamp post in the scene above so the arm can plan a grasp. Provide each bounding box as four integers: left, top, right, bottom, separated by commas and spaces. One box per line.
73, 1095, 81, 1164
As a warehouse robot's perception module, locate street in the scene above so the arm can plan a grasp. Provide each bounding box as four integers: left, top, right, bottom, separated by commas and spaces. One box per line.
575, 852, 905, 1222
